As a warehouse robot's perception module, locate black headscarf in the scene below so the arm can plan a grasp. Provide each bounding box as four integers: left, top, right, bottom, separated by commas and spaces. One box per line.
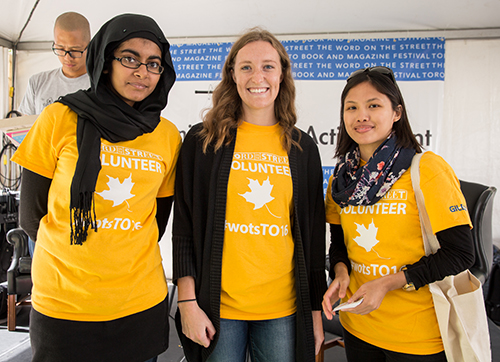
58, 14, 176, 245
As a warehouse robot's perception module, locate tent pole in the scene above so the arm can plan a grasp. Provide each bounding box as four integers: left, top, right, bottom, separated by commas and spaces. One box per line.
7, 0, 40, 117
9, 44, 17, 116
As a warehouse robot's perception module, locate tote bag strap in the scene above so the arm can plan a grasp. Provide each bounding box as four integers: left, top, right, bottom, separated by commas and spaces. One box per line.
410, 152, 441, 256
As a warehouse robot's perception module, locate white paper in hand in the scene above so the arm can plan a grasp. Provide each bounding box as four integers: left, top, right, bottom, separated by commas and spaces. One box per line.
333, 297, 364, 312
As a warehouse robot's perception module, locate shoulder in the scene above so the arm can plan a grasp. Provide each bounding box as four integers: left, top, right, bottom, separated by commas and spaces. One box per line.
43, 102, 76, 118
32, 102, 77, 132
419, 151, 454, 174
294, 128, 321, 159
291, 128, 323, 180
188, 122, 204, 134
158, 117, 181, 138
295, 128, 318, 149
176, 123, 213, 169
30, 68, 61, 82
77, 73, 90, 81
418, 151, 459, 184
155, 117, 182, 151
183, 122, 204, 145
67, 72, 90, 85
63, 72, 90, 88
18, 104, 76, 152
29, 69, 68, 91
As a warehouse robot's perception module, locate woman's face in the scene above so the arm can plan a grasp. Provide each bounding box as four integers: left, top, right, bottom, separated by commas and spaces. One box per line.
343, 81, 401, 160
108, 37, 162, 107
232, 40, 282, 118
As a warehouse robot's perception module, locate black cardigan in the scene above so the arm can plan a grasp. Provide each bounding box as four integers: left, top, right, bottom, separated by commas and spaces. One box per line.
172, 123, 327, 362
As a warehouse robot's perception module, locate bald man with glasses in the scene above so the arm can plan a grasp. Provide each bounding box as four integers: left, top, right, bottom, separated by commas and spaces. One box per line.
18, 12, 91, 257
18, 12, 91, 116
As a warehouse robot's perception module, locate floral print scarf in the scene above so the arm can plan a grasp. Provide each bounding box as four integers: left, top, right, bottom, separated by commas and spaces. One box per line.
330, 133, 416, 208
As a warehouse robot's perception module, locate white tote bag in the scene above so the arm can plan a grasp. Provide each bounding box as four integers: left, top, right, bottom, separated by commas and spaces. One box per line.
411, 152, 491, 362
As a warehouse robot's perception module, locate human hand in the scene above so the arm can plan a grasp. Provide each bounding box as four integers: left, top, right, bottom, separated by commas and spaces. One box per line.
322, 263, 350, 320
343, 278, 390, 315
344, 271, 407, 315
179, 301, 216, 348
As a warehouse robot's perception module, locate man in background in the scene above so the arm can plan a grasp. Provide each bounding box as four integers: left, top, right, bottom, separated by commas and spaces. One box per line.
18, 12, 90, 256
18, 11, 91, 115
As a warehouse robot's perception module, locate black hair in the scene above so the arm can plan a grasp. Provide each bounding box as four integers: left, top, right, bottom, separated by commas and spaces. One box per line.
335, 70, 422, 158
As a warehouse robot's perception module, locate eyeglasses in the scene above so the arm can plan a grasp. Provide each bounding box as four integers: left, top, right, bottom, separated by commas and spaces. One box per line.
52, 44, 88, 58
347, 66, 396, 84
113, 57, 164, 75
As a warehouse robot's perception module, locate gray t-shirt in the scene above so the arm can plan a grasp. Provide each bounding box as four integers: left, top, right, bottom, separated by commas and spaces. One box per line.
18, 67, 90, 115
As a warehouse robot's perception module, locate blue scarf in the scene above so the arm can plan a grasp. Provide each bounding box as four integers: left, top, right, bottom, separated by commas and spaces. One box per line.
330, 134, 416, 208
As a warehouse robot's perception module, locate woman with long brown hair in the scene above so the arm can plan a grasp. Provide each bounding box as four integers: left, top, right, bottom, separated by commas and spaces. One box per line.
173, 28, 327, 362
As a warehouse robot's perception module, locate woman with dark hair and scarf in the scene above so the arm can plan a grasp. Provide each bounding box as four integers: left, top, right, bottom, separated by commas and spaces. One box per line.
322, 67, 474, 361
12, 14, 180, 362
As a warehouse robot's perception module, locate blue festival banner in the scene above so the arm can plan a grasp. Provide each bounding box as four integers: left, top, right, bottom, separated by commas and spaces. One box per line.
170, 37, 445, 82
323, 166, 336, 196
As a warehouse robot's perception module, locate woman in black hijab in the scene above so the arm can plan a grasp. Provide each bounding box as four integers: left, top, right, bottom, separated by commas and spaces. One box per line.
12, 14, 181, 362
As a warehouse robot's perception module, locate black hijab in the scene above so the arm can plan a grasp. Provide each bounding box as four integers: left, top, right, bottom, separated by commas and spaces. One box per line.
58, 14, 176, 245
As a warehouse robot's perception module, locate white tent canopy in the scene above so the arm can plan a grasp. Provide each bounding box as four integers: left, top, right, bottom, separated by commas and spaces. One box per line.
2, 0, 500, 47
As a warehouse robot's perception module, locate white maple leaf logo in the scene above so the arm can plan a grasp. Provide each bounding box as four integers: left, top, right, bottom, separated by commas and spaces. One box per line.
353, 220, 389, 259
239, 177, 281, 218
96, 174, 135, 208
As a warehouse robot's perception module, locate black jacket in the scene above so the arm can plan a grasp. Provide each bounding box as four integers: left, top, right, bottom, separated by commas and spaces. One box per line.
173, 123, 327, 362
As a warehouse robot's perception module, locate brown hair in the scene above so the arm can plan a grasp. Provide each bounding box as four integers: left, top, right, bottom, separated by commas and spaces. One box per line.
199, 27, 300, 153
335, 70, 422, 158
54, 12, 91, 44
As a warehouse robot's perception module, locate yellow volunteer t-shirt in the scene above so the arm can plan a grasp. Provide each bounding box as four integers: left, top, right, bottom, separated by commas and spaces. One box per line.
11, 103, 181, 321
220, 121, 296, 320
325, 152, 471, 355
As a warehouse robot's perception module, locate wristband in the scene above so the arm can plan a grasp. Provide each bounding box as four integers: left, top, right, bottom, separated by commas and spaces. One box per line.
400, 266, 416, 292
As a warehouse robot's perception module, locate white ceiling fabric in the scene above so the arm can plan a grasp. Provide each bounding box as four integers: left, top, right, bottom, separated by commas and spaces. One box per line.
1, 0, 500, 44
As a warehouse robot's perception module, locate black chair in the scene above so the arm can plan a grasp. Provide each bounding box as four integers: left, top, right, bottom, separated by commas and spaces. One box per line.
6, 227, 32, 331
459, 180, 497, 284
